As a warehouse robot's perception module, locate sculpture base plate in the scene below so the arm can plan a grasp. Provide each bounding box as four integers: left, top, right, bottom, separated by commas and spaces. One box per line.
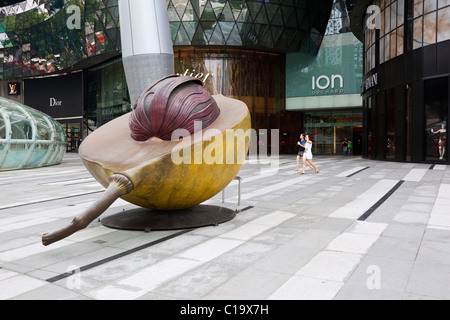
101, 205, 236, 231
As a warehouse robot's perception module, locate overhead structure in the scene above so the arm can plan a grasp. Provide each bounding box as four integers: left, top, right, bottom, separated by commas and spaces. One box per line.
118, 0, 174, 105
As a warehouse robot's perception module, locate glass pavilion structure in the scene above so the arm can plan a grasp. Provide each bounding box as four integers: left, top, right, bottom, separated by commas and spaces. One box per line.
0, 97, 67, 171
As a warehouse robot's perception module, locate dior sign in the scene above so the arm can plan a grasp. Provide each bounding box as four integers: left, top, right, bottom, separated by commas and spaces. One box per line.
50, 98, 63, 107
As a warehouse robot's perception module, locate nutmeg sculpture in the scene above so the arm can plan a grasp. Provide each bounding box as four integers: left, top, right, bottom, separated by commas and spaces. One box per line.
42, 75, 251, 246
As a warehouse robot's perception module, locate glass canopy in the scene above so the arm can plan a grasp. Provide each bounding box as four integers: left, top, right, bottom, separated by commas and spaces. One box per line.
0, 97, 67, 171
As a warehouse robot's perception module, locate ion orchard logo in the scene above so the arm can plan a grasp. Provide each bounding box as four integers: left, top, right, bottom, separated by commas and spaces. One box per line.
312, 74, 344, 95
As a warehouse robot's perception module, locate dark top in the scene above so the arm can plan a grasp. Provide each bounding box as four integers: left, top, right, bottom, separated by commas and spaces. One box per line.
298, 140, 306, 154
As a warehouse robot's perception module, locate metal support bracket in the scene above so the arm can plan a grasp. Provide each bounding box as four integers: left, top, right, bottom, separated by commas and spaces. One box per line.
222, 176, 243, 206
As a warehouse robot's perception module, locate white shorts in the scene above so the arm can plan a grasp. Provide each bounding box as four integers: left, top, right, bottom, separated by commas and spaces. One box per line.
305, 153, 313, 160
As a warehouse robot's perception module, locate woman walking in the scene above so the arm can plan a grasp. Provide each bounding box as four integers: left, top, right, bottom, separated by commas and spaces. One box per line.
302, 134, 319, 175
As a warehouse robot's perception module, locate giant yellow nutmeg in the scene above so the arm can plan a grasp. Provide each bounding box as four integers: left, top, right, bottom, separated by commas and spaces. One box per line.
82, 75, 251, 210
42, 75, 251, 246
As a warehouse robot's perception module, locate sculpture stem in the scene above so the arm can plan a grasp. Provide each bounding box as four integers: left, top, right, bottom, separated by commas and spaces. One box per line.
42, 174, 134, 246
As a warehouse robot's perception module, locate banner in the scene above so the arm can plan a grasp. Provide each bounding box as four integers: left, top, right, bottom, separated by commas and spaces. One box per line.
24, 72, 83, 119
287, 32, 363, 99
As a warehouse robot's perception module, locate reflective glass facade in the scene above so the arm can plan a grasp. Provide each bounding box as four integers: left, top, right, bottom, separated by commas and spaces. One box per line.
0, 0, 121, 79
364, 0, 450, 73
0, 0, 332, 80
167, 0, 330, 54
0, 97, 67, 171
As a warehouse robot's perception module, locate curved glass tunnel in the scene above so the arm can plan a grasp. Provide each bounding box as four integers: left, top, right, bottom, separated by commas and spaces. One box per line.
0, 98, 67, 171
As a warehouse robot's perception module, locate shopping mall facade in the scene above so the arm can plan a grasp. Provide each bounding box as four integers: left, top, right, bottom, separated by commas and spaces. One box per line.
352, 0, 450, 163
0, 0, 364, 156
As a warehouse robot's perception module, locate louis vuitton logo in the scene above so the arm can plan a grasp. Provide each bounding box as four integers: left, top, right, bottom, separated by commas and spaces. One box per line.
8, 82, 19, 95
8, 83, 17, 95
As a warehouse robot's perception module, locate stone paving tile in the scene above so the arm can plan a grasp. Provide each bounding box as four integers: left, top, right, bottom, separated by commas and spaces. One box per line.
405, 261, 450, 299
367, 235, 421, 261
340, 255, 415, 296
423, 227, 450, 243
151, 262, 244, 300
202, 267, 292, 300
381, 222, 426, 241
1, 153, 450, 301
11, 283, 84, 300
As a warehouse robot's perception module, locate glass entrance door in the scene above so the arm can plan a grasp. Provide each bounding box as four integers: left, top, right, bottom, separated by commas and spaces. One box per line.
62, 123, 81, 152
304, 110, 363, 155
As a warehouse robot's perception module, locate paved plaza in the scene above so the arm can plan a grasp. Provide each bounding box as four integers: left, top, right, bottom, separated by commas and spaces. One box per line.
1, 153, 450, 300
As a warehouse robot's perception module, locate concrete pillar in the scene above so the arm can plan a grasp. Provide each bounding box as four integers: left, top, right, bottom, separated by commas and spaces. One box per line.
118, 0, 174, 105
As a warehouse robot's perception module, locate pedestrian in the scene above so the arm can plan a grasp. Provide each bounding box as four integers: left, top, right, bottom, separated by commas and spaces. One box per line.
295, 133, 313, 172
342, 138, 349, 156
348, 139, 353, 156
302, 134, 319, 175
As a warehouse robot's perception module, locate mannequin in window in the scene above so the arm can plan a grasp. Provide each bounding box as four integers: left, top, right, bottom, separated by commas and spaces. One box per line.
432, 124, 447, 160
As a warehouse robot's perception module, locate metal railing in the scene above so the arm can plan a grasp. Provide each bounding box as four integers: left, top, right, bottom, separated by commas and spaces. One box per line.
222, 176, 243, 206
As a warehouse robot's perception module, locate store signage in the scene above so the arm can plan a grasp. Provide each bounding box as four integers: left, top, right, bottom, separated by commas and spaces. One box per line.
8, 82, 20, 95
49, 98, 63, 107
286, 33, 363, 100
179, 69, 213, 83
361, 73, 378, 94
312, 74, 344, 95
24, 72, 83, 119
102, 105, 126, 117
